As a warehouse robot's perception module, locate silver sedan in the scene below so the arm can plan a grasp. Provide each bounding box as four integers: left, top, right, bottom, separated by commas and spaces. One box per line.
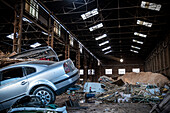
0, 59, 79, 111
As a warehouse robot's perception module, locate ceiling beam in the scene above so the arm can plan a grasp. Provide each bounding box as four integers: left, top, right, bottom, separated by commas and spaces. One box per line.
0, 0, 14, 10
76, 30, 163, 37
70, 23, 166, 31
63, 15, 169, 25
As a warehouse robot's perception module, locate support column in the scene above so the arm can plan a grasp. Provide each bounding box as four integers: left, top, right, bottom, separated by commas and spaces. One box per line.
94, 60, 99, 82
47, 17, 54, 49
13, 0, 23, 53
83, 52, 88, 84
88, 57, 92, 81
100, 65, 104, 78
51, 26, 54, 49
159, 51, 162, 73
151, 57, 153, 72
17, 0, 23, 53
167, 44, 170, 75
76, 43, 81, 69
154, 56, 156, 72
13, 7, 17, 52
163, 48, 166, 74
65, 34, 70, 59
156, 52, 159, 72
91, 59, 95, 82
165, 46, 169, 69
76, 43, 81, 83
47, 17, 51, 46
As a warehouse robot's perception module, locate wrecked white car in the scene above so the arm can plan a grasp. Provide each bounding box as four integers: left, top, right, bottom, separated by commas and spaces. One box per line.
0, 46, 79, 111
83, 82, 106, 93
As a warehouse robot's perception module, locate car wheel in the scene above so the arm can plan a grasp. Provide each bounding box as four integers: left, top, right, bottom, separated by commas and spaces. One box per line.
33, 86, 55, 105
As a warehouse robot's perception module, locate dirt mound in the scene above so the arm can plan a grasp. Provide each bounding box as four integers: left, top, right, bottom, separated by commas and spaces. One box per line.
118, 72, 170, 87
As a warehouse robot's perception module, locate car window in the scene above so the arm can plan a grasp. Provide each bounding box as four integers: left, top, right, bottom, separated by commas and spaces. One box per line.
25, 67, 36, 75
101, 84, 106, 88
0, 72, 2, 85
1, 67, 24, 85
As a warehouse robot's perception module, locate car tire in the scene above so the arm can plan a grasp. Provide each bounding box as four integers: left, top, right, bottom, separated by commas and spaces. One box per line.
33, 86, 55, 105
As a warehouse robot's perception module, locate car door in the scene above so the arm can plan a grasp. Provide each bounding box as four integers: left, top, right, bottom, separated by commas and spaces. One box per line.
0, 74, 3, 111
0, 67, 28, 110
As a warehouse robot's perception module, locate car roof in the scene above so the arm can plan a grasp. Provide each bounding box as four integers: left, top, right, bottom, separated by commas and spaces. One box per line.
26, 61, 56, 65
14, 60, 56, 66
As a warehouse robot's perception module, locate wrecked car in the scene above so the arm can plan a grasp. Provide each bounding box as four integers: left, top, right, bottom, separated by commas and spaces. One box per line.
9, 46, 59, 61
83, 82, 106, 93
0, 46, 60, 67
8, 95, 67, 113
0, 46, 79, 111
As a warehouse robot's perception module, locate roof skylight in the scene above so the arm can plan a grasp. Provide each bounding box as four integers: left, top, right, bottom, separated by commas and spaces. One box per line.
104, 50, 112, 54
6, 33, 18, 40
22, 17, 32, 23
131, 45, 141, 50
95, 34, 107, 40
141, 1, 161, 11
137, 20, 152, 27
30, 42, 41, 48
133, 39, 143, 44
102, 46, 111, 51
99, 40, 109, 46
42, 31, 48, 35
81, 8, 99, 20
130, 49, 139, 53
134, 32, 147, 38
89, 23, 103, 31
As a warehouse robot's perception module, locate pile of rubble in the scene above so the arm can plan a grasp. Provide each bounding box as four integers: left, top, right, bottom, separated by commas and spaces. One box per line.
95, 83, 166, 103
52, 72, 170, 113
90, 72, 170, 104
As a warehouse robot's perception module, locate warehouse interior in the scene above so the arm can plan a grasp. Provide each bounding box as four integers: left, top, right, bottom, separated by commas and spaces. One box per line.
0, 0, 170, 112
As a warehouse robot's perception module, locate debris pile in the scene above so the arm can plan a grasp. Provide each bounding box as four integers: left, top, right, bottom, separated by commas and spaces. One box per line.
53, 72, 170, 113
86, 72, 170, 104
98, 75, 114, 83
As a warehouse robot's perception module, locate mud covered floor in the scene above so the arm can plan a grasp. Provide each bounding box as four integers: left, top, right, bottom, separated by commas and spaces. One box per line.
54, 94, 152, 113
68, 103, 151, 113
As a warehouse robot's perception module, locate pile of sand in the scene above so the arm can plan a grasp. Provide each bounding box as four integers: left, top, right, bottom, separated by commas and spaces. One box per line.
118, 72, 170, 87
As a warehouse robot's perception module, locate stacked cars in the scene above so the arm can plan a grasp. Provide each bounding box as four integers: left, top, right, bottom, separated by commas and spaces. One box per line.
0, 46, 79, 111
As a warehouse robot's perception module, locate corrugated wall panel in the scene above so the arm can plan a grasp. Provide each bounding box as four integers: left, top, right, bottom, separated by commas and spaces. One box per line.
145, 36, 170, 78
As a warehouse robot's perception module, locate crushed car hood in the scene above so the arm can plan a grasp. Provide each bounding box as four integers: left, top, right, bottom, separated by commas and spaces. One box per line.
9, 46, 59, 61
